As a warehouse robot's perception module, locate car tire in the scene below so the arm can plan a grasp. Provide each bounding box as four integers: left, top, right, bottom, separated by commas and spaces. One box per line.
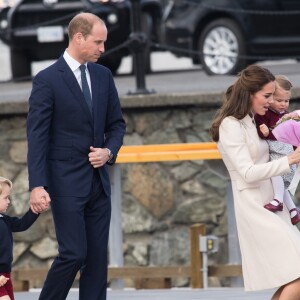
10, 48, 31, 80
198, 18, 247, 75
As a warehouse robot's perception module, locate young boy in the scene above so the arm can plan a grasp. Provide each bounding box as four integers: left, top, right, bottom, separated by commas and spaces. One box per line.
0, 176, 42, 300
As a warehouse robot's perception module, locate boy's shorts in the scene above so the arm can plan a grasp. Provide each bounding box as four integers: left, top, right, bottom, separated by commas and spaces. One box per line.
0, 273, 14, 300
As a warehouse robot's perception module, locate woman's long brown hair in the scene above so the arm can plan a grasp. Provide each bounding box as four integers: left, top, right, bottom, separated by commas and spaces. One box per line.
210, 65, 275, 142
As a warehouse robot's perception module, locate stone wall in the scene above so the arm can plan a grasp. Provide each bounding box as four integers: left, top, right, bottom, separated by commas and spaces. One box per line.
1, 93, 300, 288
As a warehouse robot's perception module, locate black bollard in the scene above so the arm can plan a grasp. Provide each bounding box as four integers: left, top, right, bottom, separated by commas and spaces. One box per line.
127, 0, 155, 95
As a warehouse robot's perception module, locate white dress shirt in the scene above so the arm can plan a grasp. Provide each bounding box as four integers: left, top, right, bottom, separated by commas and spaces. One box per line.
63, 49, 92, 97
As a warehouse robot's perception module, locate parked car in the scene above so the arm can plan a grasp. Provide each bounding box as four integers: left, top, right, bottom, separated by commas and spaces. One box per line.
0, 0, 162, 79
162, 0, 300, 75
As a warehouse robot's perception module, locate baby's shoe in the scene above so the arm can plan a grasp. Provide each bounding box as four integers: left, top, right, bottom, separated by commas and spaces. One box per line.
290, 208, 300, 225
264, 199, 283, 212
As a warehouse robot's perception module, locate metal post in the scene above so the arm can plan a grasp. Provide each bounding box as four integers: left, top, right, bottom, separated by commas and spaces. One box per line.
127, 0, 155, 95
201, 251, 208, 289
226, 181, 243, 287
204, 160, 243, 287
108, 165, 125, 289
199, 235, 219, 289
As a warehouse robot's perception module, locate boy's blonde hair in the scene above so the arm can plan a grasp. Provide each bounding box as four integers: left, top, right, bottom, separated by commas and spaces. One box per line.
0, 177, 13, 195
275, 75, 293, 91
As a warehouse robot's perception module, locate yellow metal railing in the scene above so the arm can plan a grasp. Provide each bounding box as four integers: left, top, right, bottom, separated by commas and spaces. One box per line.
116, 142, 221, 163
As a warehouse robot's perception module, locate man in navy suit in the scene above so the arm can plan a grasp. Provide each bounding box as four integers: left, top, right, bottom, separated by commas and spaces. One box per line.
27, 12, 126, 300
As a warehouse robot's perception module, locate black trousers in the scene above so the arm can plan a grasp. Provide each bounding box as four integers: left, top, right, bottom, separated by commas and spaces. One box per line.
39, 171, 111, 300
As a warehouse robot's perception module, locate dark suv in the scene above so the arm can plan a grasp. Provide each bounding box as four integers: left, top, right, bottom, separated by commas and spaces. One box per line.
0, 0, 162, 79
162, 0, 300, 75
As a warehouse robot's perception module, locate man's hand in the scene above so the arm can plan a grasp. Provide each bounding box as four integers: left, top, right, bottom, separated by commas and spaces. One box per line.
259, 124, 269, 137
30, 187, 51, 214
0, 275, 9, 287
89, 146, 110, 168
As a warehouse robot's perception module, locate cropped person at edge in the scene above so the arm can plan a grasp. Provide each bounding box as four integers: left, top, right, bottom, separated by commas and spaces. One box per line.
210, 65, 300, 300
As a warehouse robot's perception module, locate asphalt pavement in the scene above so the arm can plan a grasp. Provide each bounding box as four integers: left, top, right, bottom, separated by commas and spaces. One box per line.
2, 41, 300, 102
15, 287, 276, 300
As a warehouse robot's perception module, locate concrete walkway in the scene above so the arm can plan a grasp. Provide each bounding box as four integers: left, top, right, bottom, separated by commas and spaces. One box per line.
15, 287, 275, 300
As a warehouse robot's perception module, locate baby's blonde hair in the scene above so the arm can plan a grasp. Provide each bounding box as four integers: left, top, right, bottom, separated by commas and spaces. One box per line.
0, 177, 13, 195
275, 75, 293, 91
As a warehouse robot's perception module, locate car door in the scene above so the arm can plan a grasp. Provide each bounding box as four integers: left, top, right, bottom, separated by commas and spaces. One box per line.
277, 0, 300, 37
242, 0, 300, 56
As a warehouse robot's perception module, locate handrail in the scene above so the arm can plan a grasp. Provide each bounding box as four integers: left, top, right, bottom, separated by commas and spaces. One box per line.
116, 142, 221, 163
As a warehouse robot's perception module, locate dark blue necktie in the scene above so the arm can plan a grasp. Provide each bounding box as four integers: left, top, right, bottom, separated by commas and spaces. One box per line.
79, 64, 93, 115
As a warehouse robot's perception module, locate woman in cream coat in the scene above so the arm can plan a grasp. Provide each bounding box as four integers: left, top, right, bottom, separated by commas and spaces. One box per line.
210, 65, 300, 300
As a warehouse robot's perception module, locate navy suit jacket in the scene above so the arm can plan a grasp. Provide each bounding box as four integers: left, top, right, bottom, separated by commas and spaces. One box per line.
27, 56, 126, 197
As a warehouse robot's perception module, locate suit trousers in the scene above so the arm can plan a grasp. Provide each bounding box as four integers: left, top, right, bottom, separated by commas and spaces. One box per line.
39, 171, 111, 300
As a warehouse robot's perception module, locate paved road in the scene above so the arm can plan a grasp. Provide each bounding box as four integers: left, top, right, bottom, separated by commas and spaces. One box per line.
1, 41, 300, 101
15, 288, 275, 300
2, 58, 300, 102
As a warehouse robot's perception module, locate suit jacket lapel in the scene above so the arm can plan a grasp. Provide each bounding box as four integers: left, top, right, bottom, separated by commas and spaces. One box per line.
57, 57, 93, 126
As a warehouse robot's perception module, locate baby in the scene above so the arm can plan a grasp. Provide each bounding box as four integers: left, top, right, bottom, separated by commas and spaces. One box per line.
255, 75, 300, 225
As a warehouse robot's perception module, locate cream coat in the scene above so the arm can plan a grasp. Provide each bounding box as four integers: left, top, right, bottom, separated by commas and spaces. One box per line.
218, 114, 300, 291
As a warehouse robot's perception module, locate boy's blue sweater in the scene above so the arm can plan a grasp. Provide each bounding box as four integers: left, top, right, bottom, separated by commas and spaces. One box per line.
0, 209, 39, 272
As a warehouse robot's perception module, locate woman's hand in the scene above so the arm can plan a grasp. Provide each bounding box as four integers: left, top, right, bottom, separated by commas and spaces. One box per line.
288, 146, 300, 165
